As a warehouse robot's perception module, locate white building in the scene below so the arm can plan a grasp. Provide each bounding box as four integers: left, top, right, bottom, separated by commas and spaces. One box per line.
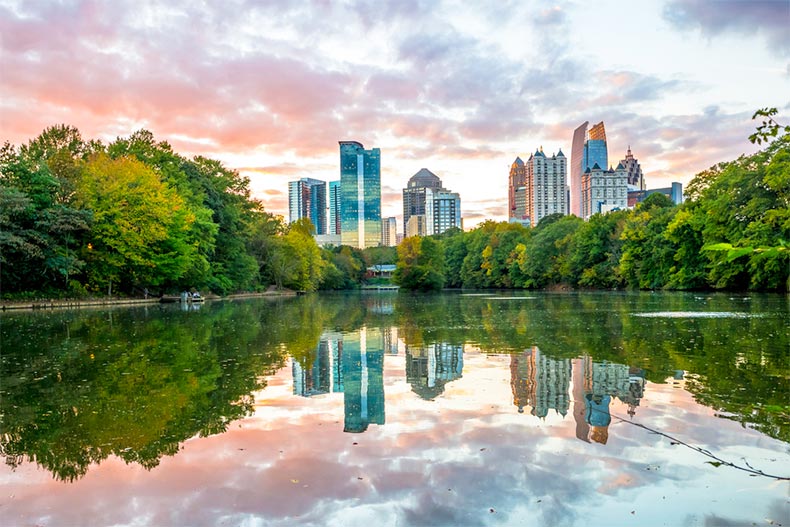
425, 187, 461, 235
381, 217, 397, 246
525, 148, 568, 227
581, 163, 628, 220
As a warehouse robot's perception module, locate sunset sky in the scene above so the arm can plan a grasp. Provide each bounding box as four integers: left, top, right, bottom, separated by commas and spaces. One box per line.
1, 0, 788, 228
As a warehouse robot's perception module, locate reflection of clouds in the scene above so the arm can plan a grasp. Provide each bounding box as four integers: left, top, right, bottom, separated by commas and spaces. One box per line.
1, 351, 787, 526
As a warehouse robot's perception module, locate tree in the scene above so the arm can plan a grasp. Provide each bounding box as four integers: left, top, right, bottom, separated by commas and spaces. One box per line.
75, 154, 195, 294
394, 236, 446, 291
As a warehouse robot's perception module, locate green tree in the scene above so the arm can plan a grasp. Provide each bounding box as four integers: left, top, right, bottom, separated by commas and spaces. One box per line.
394, 236, 446, 291
75, 154, 195, 294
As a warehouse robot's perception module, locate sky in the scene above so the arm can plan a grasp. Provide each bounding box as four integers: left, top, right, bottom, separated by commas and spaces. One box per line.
1, 0, 789, 229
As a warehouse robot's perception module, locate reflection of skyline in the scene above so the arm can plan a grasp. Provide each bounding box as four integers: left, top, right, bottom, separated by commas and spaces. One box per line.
292, 331, 343, 397
405, 343, 464, 400
343, 328, 385, 433
510, 347, 571, 418
292, 328, 386, 433
509, 351, 647, 445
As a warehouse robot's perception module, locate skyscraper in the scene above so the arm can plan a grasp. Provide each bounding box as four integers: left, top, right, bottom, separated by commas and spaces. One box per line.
402, 168, 461, 237
288, 178, 327, 234
381, 216, 397, 247
328, 180, 341, 235
525, 147, 568, 227
508, 157, 527, 221
339, 141, 381, 248
620, 146, 645, 191
571, 121, 608, 217
402, 168, 443, 237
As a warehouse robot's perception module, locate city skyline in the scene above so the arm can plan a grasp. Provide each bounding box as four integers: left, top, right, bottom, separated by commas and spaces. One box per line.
2, 1, 787, 229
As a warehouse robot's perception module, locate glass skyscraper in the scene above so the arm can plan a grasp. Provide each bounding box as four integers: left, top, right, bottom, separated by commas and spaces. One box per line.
570, 121, 608, 217
339, 141, 381, 248
288, 177, 327, 234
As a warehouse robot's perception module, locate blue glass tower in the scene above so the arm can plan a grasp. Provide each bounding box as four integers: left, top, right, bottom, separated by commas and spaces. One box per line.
582, 121, 608, 175
339, 141, 381, 248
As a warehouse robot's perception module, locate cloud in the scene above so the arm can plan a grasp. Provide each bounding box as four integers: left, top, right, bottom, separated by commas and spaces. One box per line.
663, 0, 790, 57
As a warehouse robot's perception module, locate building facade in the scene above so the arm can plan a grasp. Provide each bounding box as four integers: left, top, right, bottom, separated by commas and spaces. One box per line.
381, 216, 397, 247
328, 180, 341, 235
508, 157, 527, 221
402, 168, 443, 237
581, 163, 628, 219
339, 141, 381, 248
620, 146, 645, 191
571, 121, 608, 217
402, 168, 461, 237
525, 147, 568, 227
288, 178, 327, 234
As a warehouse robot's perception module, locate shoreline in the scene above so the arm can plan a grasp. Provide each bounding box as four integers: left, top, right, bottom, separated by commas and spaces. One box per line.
0, 290, 297, 311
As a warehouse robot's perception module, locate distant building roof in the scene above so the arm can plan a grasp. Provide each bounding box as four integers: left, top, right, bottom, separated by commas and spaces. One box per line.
408, 168, 442, 189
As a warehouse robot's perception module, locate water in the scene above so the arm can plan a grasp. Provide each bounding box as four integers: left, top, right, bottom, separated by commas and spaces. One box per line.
1, 291, 788, 526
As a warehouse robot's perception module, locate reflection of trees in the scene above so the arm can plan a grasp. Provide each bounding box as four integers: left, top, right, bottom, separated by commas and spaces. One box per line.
393, 291, 789, 443
0, 301, 289, 481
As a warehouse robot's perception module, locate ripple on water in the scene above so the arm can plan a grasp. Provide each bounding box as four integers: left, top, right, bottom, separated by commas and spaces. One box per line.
483, 297, 538, 300
632, 311, 763, 319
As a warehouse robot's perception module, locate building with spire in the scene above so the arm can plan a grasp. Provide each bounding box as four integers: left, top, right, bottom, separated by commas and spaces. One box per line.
620, 146, 645, 191
525, 147, 568, 227
571, 121, 608, 217
402, 168, 461, 237
288, 178, 327, 234
339, 141, 381, 248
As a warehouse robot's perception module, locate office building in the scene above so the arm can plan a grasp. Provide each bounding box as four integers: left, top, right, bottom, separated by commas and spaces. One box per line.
627, 182, 684, 207
381, 217, 397, 247
329, 180, 341, 235
403, 168, 443, 236
620, 146, 645, 191
581, 163, 628, 219
288, 178, 327, 234
571, 121, 608, 217
402, 168, 461, 237
524, 147, 568, 227
339, 141, 381, 248
508, 157, 527, 221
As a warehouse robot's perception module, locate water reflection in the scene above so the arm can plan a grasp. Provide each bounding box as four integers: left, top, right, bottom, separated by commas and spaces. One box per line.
405, 342, 464, 400
1, 291, 788, 488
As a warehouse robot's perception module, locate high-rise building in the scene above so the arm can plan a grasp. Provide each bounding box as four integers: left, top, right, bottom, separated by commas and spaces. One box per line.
402, 168, 461, 237
425, 187, 461, 235
581, 162, 628, 219
381, 217, 397, 247
508, 157, 527, 221
510, 346, 571, 418
288, 178, 327, 234
620, 146, 644, 191
339, 141, 381, 249
328, 180, 341, 235
525, 147, 568, 227
571, 121, 608, 217
402, 168, 443, 236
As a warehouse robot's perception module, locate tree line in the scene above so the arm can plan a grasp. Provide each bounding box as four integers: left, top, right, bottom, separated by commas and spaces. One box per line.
0, 125, 395, 298
2, 121, 787, 297
394, 128, 789, 292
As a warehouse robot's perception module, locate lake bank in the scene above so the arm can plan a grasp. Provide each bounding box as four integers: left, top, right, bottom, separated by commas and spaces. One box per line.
0, 290, 297, 311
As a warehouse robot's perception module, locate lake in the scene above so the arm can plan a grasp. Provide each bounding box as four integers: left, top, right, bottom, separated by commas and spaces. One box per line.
1, 291, 788, 526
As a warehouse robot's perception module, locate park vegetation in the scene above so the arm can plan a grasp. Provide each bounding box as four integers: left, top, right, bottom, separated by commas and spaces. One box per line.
1, 116, 787, 298
394, 124, 788, 292
0, 126, 395, 298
